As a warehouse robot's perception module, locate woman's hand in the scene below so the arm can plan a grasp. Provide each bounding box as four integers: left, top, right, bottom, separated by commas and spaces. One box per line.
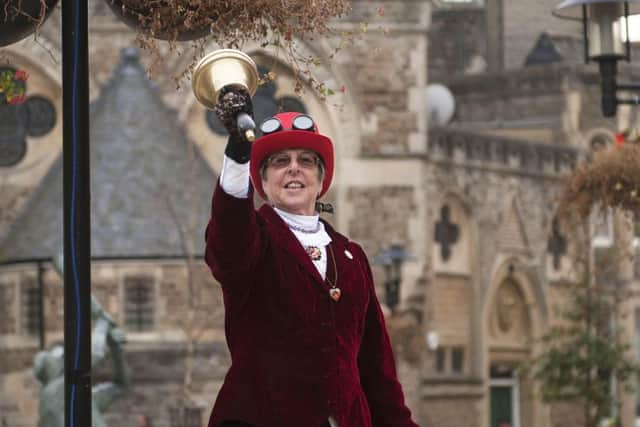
213, 87, 254, 140
214, 87, 254, 163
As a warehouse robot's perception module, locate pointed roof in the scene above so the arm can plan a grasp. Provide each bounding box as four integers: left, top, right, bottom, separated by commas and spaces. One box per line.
524, 32, 640, 66
497, 198, 530, 255
524, 33, 565, 66
0, 48, 217, 261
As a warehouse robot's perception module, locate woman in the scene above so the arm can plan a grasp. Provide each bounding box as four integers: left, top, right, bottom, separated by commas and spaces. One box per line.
205, 89, 419, 427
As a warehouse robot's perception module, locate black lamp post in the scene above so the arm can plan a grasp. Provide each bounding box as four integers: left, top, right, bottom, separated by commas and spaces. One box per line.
553, 0, 640, 117
2, 1, 91, 425
373, 245, 413, 313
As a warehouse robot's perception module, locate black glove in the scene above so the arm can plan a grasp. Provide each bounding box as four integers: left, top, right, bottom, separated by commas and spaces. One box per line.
213, 87, 254, 164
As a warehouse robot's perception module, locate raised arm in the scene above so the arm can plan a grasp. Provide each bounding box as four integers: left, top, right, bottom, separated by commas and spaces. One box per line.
204, 89, 264, 289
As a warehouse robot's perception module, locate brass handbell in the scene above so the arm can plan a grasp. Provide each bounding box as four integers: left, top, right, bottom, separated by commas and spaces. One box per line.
192, 49, 259, 141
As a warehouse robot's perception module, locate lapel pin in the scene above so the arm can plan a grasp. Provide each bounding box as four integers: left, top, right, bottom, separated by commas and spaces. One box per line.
344, 249, 353, 260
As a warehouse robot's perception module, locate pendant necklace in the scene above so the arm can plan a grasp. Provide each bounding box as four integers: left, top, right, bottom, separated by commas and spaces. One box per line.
327, 245, 341, 302
305, 245, 322, 260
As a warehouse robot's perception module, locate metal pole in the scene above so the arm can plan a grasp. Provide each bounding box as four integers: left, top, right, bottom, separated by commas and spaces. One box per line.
62, 0, 91, 425
37, 261, 45, 350
598, 58, 618, 117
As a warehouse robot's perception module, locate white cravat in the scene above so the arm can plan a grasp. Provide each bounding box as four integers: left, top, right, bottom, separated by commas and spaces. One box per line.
274, 207, 332, 279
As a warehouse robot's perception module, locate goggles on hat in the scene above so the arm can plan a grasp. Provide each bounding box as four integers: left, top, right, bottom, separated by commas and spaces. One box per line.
259, 114, 315, 135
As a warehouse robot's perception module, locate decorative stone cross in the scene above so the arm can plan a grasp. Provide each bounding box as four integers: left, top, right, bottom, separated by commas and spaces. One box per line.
434, 205, 459, 262
547, 217, 567, 271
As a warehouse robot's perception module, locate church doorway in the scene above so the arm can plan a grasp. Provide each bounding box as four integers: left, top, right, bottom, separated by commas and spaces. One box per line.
489, 364, 520, 427
485, 266, 545, 427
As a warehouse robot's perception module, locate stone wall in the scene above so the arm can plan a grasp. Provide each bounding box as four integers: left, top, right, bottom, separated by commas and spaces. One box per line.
428, 0, 581, 78
421, 395, 483, 427
549, 402, 584, 427
347, 186, 416, 258
429, 8, 487, 81
502, 0, 581, 70
425, 133, 571, 297
337, 1, 429, 157
445, 65, 568, 123
0, 259, 227, 427
99, 343, 230, 427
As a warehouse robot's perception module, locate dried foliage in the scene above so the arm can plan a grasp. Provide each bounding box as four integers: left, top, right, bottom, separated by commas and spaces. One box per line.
559, 143, 640, 219
2, 0, 60, 63
119, 0, 350, 44
114, 0, 356, 98
3, 0, 49, 26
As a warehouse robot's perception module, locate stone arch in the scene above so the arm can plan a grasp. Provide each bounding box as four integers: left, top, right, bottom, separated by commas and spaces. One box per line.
484, 256, 548, 353
482, 257, 549, 427
0, 45, 66, 194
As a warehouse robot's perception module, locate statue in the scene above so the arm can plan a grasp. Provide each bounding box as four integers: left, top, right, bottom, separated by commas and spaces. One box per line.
34, 254, 130, 427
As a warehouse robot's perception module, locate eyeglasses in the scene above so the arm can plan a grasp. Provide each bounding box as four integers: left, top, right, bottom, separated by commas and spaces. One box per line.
266, 151, 320, 169
259, 114, 315, 135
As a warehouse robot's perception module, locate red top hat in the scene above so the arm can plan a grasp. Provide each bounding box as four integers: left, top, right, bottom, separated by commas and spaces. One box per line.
250, 112, 334, 200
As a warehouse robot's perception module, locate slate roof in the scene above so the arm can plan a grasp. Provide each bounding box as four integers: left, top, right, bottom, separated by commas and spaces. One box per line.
0, 47, 217, 261
524, 33, 566, 66
525, 32, 640, 66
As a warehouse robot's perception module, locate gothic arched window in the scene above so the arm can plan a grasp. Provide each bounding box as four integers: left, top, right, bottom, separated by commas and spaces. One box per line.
0, 66, 56, 167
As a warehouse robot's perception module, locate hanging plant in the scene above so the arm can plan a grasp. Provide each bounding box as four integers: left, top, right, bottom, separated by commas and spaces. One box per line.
104, 0, 359, 98
0, 0, 59, 48
559, 135, 640, 219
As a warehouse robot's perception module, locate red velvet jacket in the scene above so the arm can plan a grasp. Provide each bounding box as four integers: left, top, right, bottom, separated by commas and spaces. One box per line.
205, 183, 419, 427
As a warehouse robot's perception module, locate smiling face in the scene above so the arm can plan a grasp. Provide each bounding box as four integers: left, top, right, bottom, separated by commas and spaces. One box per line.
261, 149, 324, 216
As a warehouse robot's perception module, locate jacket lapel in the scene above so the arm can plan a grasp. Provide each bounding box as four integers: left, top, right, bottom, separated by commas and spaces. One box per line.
322, 222, 351, 287
259, 204, 326, 287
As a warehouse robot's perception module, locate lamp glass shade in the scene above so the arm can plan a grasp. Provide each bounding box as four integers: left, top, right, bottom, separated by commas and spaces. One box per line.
554, 0, 640, 20
587, 2, 627, 58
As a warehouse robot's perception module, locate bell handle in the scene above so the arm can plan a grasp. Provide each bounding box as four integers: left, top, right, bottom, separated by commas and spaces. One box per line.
237, 112, 256, 142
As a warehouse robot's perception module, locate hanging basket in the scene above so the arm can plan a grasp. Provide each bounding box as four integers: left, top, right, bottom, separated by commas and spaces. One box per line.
103, 0, 352, 96
559, 143, 640, 218
104, 0, 350, 46
105, 0, 210, 41
0, 0, 59, 47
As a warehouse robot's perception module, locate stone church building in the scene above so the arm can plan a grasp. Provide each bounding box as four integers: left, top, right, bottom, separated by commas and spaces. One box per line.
1, 1, 640, 427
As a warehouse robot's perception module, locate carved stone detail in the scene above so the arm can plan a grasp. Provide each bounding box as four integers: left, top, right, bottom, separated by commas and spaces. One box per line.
428, 128, 578, 177
489, 279, 530, 346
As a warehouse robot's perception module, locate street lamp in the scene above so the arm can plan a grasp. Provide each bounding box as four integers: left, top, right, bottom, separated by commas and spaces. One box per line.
3, 1, 92, 425
553, 0, 640, 116
373, 245, 413, 313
